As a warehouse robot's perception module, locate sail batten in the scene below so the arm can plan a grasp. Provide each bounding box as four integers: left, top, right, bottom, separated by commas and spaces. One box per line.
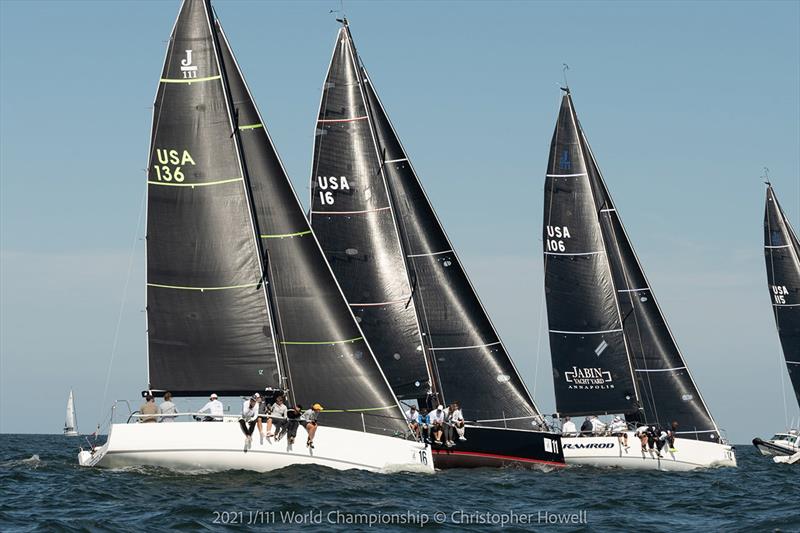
764, 185, 800, 406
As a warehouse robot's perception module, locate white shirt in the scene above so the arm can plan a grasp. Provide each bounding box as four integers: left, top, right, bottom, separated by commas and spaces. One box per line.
160, 401, 178, 422
562, 420, 577, 435
610, 419, 627, 433
406, 408, 419, 422
430, 409, 445, 424
270, 402, 288, 419
242, 400, 259, 420
199, 399, 224, 418
450, 408, 464, 424
591, 418, 607, 433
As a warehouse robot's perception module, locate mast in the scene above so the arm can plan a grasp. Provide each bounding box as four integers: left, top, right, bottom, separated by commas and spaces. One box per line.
542, 91, 640, 417
764, 184, 800, 406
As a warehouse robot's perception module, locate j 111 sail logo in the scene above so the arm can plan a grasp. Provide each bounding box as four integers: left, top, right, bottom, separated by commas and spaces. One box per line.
317, 176, 350, 205
564, 367, 614, 390
545, 225, 571, 253
180, 49, 198, 79
771, 284, 790, 305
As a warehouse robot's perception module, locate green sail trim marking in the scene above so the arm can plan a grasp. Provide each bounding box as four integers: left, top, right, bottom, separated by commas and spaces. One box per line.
321, 405, 397, 413
147, 282, 259, 291
260, 230, 312, 239
160, 75, 222, 84
280, 336, 363, 346
148, 178, 243, 187
239, 123, 264, 130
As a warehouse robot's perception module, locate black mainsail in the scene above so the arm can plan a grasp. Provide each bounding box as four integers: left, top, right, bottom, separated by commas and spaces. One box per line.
310, 22, 542, 429
146, 0, 407, 435
764, 184, 800, 406
543, 91, 722, 441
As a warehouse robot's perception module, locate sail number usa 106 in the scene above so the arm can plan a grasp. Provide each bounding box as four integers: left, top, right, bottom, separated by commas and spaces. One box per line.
153, 148, 196, 182
316, 176, 350, 205
546, 225, 571, 253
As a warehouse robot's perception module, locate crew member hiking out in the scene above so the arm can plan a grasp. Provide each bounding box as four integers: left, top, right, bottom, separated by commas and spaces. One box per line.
239, 395, 259, 450
301, 403, 323, 449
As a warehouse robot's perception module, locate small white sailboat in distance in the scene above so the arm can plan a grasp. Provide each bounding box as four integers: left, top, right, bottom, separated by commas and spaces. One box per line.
64, 390, 78, 437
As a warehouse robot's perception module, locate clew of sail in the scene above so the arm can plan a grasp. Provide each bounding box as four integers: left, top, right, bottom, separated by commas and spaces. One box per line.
764, 185, 800, 406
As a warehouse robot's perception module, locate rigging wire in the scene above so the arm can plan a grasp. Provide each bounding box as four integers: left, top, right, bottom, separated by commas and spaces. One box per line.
97, 182, 146, 428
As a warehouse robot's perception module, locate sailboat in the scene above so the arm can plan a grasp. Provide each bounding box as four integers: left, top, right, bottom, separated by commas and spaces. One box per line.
753, 183, 800, 460
308, 20, 564, 469
78, 0, 432, 473
64, 390, 78, 437
541, 88, 736, 470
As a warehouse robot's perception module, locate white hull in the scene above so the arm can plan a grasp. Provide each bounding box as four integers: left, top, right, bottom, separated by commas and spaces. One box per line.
773, 451, 800, 464
64, 430, 79, 437
562, 433, 736, 471
78, 420, 434, 473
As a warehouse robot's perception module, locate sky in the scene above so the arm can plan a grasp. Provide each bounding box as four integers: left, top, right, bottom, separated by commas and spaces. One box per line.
1, 0, 798, 444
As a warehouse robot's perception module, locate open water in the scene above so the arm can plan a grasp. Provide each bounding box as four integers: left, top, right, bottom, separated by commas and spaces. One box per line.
0, 434, 797, 532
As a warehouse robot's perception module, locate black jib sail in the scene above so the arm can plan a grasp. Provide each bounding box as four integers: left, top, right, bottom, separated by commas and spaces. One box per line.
764, 184, 800, 406
146, 0, 408, 435
544, 91, 722, 441
310, 22, 542, 429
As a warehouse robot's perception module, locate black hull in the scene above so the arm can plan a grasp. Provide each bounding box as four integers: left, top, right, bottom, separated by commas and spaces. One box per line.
431, 426, 565, 469
752, 437, 798, 457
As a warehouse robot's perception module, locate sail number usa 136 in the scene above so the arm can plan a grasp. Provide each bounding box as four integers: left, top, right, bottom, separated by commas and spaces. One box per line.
153, 149, 196, 182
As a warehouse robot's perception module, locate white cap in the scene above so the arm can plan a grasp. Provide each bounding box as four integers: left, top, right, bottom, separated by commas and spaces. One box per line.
253, 393, 261, 399
210, 393, 218, 399
437, 404, 443, 410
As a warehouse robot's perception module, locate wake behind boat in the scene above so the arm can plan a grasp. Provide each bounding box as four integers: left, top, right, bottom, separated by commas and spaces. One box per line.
540, 88, 736, 471
307, 20, 564, 469
753, 183, 800, 459
78, 0, 432, 474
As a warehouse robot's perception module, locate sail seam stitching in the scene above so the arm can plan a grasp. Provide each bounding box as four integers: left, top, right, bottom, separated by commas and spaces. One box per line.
429, 341, 501, 351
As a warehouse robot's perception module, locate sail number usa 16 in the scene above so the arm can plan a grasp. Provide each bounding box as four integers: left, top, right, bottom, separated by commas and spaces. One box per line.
317, 176, 350, 205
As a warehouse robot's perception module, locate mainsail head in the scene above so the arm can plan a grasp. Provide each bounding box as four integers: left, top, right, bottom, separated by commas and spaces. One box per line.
764, 185, 800, 406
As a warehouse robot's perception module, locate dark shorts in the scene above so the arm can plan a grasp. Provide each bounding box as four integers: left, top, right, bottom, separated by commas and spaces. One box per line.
300, 420, 317, 428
